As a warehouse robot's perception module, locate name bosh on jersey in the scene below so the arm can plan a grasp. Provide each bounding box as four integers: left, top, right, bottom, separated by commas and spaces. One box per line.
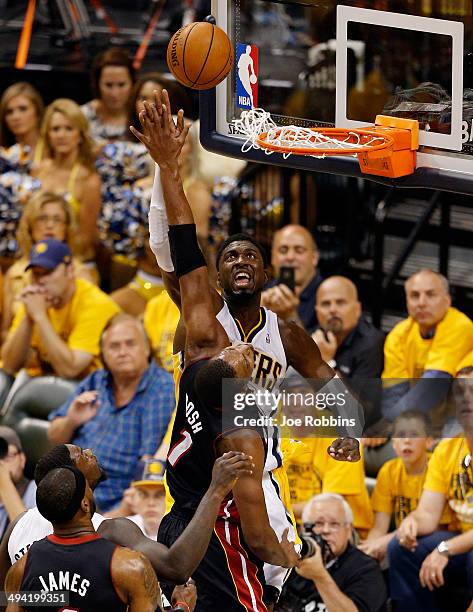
186, 394, 203, 434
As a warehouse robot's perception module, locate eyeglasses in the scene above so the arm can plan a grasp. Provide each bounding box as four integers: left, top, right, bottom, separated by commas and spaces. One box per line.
35, 214, 66, 226
305, 520, 348, 533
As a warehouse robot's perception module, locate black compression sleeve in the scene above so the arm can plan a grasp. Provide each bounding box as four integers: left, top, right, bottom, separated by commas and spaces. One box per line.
168, 224, 206, 278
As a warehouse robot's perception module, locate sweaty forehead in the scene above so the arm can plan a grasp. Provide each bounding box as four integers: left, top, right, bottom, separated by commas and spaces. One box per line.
222, 241, 261, 258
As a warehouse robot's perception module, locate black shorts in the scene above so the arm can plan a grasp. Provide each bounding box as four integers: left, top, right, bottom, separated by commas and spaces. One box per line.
157, 508, 271, 611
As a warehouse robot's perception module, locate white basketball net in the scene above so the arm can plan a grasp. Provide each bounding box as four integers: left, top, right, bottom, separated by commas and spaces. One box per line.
231, 108, 385, 159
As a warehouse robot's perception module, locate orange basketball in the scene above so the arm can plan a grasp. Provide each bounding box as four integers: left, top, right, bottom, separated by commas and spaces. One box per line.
167, 21, 233, 90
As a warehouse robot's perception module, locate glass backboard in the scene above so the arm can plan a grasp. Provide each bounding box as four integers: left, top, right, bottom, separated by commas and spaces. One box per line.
199, 0, 473, 193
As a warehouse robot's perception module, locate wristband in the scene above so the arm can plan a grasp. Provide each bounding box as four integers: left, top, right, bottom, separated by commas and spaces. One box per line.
168, 224, 206, 278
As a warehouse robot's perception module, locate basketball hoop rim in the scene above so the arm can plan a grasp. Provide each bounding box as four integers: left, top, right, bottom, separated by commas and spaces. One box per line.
256, 126, 395, 156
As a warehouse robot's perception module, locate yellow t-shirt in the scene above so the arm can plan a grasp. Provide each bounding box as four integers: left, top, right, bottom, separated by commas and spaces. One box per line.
456, 349, 473, 374
9, 278, 120, 377
371, 455, 452, 528
143, 291, 180, 373
283, 437, 373, 532
424, 437, 473, 532
382, 307, 473, 379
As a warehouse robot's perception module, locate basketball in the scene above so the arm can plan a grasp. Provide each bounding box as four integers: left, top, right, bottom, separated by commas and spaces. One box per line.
167, 21, 234, 90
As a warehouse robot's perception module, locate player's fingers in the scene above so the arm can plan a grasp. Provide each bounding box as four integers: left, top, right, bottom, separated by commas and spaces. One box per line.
149, 102, 160, 126
181, 122, 191, 142
162, 88, 172, 114
153, 89, 164, 115
176, 109, 185, 133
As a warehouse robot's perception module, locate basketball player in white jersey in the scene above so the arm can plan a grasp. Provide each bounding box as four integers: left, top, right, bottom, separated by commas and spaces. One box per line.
134, 89, 360, 605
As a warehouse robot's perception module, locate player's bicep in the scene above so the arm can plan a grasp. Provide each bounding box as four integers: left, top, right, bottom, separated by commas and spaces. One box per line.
180, 268, 227, 350
282, 322, 332, 379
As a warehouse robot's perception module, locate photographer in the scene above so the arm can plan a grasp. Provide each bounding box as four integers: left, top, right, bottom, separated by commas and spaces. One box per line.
0, 427, 36, 539
277, 493, 387, 612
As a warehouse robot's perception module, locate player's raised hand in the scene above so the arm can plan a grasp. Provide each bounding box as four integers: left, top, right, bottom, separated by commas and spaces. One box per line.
210, 451, 254, 498
328, 437, 361, 462
129, 88, 190, 168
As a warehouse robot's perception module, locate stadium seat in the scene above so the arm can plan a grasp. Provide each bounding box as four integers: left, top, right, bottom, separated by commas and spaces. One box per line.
1, 377, 77, 476
0, 369, 15, 420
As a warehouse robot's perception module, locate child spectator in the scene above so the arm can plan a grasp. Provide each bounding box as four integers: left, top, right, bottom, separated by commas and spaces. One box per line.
360, 410, 450, 562
127, 459, 166, 540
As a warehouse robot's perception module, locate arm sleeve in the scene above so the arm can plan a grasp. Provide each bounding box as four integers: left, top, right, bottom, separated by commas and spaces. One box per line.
148, 164, 174, 273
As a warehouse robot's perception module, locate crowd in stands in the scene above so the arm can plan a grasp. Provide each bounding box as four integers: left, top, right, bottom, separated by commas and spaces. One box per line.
1, 41, 473, 611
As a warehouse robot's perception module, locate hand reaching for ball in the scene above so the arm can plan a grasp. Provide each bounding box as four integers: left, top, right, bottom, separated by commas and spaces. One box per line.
130, 89, 190, 169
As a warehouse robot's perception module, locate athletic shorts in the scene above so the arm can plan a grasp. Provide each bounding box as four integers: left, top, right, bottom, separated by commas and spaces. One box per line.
157, 508, 277, 611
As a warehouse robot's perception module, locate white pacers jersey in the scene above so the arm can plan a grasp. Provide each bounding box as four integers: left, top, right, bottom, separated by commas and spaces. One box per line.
217, 302, 287, 473
217, 303, 298, 593
8, 507, 106, 564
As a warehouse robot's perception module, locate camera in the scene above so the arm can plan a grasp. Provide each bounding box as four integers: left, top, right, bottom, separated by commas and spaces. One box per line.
300, 527, 336, 567
0, 437, 9, 460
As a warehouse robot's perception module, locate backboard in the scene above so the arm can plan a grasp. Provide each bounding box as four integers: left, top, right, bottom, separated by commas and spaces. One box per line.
199, 0, 473, 194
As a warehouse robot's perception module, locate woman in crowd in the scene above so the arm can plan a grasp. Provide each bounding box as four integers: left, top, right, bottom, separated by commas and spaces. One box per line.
81, 47, 135, 144
0, 82, 44, 161
32, 98, 101, 264
0, 83, 44, 267
2, 191, 95, 340
107, 72, 189, 315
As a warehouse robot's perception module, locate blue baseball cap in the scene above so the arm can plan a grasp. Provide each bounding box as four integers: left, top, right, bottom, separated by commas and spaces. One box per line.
25, 239, 72, 272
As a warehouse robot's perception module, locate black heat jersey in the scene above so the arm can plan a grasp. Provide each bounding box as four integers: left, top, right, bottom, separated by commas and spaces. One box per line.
20, 533, 127, 612
167, 359, 224, 512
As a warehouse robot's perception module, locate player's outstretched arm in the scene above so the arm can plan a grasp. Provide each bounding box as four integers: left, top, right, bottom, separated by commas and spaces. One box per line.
219, 431, 300, 568
4, 555, 27, 611
99, 452, 253, 583
0, 512, 25, 593
112, 548, 161, 612
131, 91, 226, 358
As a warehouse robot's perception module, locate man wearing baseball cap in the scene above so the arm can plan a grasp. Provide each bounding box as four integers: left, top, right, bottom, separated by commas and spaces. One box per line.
0, 426, 36, 539
2, 239, 120, 380
127, 459, 167, 541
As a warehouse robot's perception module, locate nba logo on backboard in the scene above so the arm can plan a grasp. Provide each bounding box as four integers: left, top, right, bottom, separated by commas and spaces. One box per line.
236, 43, 258, 110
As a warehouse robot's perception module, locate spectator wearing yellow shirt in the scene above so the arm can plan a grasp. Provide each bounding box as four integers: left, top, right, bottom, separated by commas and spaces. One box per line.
2, 239, 120, 379
143, 289, 179, 373
382, 269, 473, 423
388, 368, 473, 611
359, 411, 443, 562
282, 382, 372, 536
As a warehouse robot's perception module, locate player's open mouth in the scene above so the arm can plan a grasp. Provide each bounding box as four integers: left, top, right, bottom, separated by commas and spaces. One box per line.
233, 271, 252, 287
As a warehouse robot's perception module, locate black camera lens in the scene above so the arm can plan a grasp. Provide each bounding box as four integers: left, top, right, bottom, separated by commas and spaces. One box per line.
0, 437, 8, 460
